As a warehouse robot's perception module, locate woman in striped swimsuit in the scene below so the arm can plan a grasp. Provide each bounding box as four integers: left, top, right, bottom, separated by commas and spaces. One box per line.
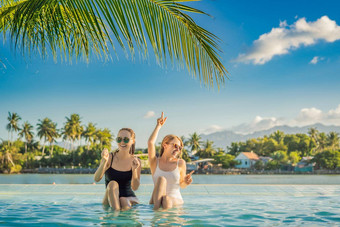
148, 112, 194, 210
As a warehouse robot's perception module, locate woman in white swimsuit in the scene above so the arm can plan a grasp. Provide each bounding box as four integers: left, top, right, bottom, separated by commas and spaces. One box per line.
148, 112, 194, 209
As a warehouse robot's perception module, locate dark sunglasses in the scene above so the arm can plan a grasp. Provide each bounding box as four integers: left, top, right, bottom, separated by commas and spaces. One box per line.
171, 143, 183, 151
116, 137, 130, 143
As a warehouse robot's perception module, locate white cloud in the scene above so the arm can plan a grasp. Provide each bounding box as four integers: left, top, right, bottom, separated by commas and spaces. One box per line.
232, 116, 283, 134
295, 107, 323, 125
143, 111, 155, 119
235, 16, 340, 64
202, 125, 224, 134
229, 104, 340, 135
310, 56, 319, 64
310, 56, 324, 64
327, 104, 340, 119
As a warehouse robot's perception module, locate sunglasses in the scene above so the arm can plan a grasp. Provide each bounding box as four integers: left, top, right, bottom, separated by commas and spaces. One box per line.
170, 143, 182, 151
116, 137, 130, 143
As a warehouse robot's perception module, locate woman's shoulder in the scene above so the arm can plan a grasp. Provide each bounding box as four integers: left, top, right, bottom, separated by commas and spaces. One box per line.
178, 158, 186, 166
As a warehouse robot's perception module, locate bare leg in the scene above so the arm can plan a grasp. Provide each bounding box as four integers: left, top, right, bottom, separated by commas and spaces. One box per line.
152, 176, 167, 210
120, 197, 131, 211
162, 195, 173, 209
107, 181, 120, 211
102, 188, 109, 206
149, 188, 155, 204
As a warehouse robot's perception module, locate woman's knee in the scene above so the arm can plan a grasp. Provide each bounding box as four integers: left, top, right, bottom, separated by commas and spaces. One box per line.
107, 180, 119, 190
156, 176, 167, 185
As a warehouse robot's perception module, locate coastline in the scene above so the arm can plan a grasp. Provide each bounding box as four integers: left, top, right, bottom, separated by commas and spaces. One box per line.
11, 168, 340, 175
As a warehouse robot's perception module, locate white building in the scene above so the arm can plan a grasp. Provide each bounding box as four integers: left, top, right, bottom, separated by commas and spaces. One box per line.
235, 151, 259, 169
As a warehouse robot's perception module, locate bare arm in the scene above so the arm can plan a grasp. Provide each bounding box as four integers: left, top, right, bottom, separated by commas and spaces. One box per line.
148, 112, 167, 174
179, 159, 194, 188
94, 149, 109, 182
131, 157, 141, 191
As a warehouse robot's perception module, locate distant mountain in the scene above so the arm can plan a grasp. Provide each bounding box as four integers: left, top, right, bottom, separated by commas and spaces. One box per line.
200, 123, 340, 148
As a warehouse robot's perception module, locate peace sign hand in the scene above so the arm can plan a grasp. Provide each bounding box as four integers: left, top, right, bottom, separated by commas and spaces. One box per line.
157, 112, 167, 127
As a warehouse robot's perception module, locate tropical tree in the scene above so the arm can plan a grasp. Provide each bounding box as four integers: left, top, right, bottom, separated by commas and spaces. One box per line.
317, 132, 328, 152
63, 114, 83, 150
308, 127, 319, 153
0, 0, 228, 88
6, 112, 21, 144
327, 132, 340, 150
187, 132, 202, 155
37, 118, 55, 156
83, 122, 97, 150
46, 121, 60, 156
197, 139, 215, 158
18, 121, 34, 155
96, 128, 114, 150
270, 130, 285, 144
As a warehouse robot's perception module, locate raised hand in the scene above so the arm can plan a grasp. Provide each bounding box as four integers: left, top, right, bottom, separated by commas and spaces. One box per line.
157, 112, 167, 127
184, 170, 194, 185
101, 148, 109, 162
132, 157, 140, 171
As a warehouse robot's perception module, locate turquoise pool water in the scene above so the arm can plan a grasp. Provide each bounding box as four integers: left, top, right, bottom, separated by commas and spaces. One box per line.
1, 183, 340, 226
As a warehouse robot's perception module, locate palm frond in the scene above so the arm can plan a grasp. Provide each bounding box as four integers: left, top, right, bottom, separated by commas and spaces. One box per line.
0, 0, 228, 87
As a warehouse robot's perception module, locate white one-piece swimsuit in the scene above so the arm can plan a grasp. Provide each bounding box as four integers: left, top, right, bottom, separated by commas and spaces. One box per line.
152, 159, 183, 201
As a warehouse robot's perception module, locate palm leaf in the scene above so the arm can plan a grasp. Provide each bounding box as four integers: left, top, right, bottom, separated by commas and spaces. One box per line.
0, 0, 228, 87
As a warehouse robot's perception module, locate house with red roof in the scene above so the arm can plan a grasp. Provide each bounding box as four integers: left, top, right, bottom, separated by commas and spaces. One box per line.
235, 151, 260, 169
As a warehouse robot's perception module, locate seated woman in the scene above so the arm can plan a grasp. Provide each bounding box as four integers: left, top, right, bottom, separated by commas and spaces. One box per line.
94, 128, 141, 211
148, 112, 194, 210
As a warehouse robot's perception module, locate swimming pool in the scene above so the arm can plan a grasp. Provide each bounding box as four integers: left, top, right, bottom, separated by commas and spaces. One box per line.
1, 183, 340, 226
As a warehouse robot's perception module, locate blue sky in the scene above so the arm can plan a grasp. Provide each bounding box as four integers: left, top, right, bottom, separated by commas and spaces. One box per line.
1, 0, 340, 148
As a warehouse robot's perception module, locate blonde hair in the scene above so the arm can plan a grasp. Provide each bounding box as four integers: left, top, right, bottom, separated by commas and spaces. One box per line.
160, 134, 183, 158
118, 128, 135, 155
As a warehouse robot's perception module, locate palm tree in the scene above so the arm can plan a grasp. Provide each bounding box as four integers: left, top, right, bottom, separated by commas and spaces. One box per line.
308, 127, 319, 153
83, 122, 97, 150
96, 128, 114, 150
197, 139, 216, 158
18, 121, 34, 155
270, 130, 285, 144
0, 0, 227, 88
187, 132, 202, 155
63, 114, 82, 151
6, 112, 21, 144
327, 132, 340, 150
46, 121, 60, 157
317, 132, 327, 152
37, 118, 54, 156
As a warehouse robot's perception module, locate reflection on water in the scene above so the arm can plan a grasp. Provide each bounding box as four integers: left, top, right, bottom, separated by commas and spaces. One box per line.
1, 174, 340, 185
99, 203, 187, 226
1, 184, 340, 226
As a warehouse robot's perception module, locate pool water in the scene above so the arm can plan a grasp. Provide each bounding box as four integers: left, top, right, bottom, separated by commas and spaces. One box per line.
1, 184, 340, 226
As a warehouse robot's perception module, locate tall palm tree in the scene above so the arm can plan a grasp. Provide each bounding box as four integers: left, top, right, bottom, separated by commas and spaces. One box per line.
96, 128, 114, 150
18, 121, 34, 155
0, 0, 228, 88
198, 139, 215, 158
37, 118, 53, 156
63, 114, 82, 150
308, 127, 319, 153
46, 121, 60, 156
187, 132, 202, 155
83, 122, 97, 150
6, 112, 21, 144
327, 132, 340, 150
270, 130, 285, 144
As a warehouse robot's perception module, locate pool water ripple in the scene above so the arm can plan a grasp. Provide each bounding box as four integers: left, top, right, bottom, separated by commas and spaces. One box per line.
1, 184, 340, 226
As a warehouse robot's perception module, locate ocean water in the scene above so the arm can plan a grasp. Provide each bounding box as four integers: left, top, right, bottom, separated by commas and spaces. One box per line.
1, 175, 340, 226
